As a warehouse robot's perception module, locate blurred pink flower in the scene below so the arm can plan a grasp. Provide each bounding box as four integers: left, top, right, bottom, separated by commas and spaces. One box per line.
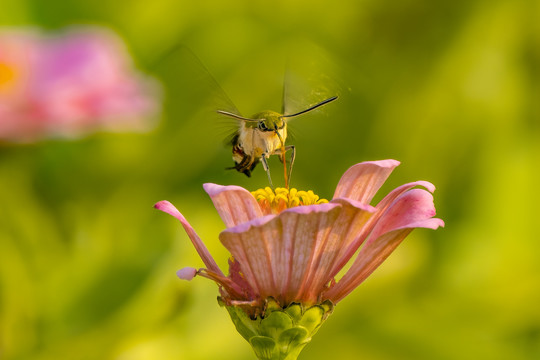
0, 27, 160, 142
155, 160, 444, 313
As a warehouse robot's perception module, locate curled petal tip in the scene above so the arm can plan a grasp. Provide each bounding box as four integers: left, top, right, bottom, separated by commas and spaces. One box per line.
403, 217, 445, 231
154, 200, 184, 220
416, 180, 436, 193
177, 267, 198, 280
202, 183, 221, 194
154, 200, 172, 210
435, 218, 445, 228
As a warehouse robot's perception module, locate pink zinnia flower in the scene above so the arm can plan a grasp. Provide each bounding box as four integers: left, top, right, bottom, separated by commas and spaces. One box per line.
155, 160, 443, 360
0, 27, 160, 142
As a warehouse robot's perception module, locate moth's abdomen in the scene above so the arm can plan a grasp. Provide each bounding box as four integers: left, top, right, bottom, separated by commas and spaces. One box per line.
230, 138, 259, 177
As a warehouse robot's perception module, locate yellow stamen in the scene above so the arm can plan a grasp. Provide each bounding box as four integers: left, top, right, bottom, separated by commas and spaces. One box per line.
251, 187, 328, 214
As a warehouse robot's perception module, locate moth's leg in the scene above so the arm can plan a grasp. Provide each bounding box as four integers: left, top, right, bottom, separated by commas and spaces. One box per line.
261, 154, 274, 190
279, 146, 288, 188
284, 145, 295, 187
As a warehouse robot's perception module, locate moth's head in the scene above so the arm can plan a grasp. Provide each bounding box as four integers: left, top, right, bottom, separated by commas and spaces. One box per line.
252, 110, 286, 132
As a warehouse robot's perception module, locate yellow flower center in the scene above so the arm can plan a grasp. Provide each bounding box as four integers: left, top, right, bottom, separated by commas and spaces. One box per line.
0, 61, 18, 91
251, 187, 328, 214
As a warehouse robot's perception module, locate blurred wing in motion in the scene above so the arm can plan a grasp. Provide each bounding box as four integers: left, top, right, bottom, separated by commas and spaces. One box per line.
282, 42, 342, 119
151, 44, 242, 141
149, 45, 243, 178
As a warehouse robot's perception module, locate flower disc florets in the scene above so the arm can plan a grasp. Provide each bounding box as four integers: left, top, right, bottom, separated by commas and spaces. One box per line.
251, 187, 328, 215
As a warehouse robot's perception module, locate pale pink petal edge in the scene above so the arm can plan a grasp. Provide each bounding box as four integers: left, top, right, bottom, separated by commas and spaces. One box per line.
203, 183, 252, 197
221, 202, 342, 235
331, 197, 377, 213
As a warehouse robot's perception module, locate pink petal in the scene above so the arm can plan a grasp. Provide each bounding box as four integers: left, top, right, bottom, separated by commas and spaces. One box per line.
219, 203, 342, 305
369, 189, 444, 238
333, 160, 401, 204
0, 28, 159, 142
154, 200, 224, 276
203, 183, 263, 228
224, 214, 276, 234
323, 228, 413, 303
324, 189, 444, 303
177, 267, 197, 280
326, 182, 437, 279
374, 180, 436, 213
322, 198, 377, 276
299, 199, 376, 302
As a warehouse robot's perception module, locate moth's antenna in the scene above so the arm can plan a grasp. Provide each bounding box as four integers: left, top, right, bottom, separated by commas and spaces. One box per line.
217, 110, 259, 122
281, 96, 338, 119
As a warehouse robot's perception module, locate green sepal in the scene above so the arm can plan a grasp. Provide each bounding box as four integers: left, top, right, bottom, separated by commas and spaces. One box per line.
298, 306, 323, 332
260, 311, 293, 339
220, 297, 260, 341
278, 327, 309, 356
250, 336, 277, 360
264, 297, 282, 313
219, 297, 335, 360
284, 303, 302, 319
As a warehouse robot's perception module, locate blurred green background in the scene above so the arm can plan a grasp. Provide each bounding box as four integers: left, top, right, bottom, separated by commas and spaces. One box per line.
1, 0, 539, 359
